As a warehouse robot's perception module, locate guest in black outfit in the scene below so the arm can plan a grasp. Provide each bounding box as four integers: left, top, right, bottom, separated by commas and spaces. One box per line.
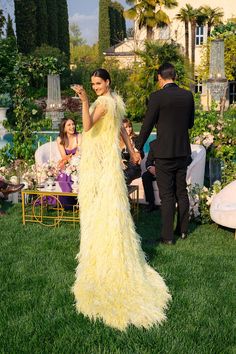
135, 63, 194, 245
142, 139, 158, 212
120, 119, 141, 185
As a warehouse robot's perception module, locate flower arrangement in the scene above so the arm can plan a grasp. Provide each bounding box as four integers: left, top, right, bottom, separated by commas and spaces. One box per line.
191, 104, 236, 162
188, 181, 222, 224
188, 160, 236, 224
21, 164, 38, 189
64, 155, 80, 177
36, 161, 59, 183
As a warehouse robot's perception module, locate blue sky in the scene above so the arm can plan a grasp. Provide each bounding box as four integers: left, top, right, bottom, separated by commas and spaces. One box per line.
68, 0, 132, 45
0, 0, 132, 45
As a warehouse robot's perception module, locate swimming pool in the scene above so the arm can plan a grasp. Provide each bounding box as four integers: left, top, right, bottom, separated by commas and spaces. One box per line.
0, 131, 156, 153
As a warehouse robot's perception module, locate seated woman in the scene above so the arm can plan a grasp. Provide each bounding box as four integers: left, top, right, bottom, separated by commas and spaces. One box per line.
56, 117, 82, 209
120, 119, 141, 185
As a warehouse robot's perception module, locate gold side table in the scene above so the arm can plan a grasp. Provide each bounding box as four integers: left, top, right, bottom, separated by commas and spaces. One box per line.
21, 183, 79, 227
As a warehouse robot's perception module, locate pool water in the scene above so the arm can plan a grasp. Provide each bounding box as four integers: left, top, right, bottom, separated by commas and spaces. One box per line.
0, 131, 156, 153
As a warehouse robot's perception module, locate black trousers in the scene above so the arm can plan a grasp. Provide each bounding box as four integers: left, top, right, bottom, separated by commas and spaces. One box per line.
155, 157, 189, 241
142, 170, 156, 204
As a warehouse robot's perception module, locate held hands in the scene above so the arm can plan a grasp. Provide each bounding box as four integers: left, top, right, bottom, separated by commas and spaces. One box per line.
130, 151, 142, 165
71, 84, 88, 103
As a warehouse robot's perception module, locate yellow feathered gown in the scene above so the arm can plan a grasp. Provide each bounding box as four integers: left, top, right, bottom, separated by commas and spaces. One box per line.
72, 93, 171, 330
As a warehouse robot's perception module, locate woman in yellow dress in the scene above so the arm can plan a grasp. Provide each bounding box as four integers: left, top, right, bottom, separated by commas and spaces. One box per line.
72, 68, 171, 331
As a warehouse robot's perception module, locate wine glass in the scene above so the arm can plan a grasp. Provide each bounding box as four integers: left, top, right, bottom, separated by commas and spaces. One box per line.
70, 84, 80, 99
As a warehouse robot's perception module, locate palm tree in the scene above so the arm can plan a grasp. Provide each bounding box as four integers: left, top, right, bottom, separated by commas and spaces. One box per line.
176, 7, 190, 58
124, 0, 178, 40
200, 6, 224, 38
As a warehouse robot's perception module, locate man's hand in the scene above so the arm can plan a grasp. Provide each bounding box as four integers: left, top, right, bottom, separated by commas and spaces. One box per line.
148, 166, 156, 176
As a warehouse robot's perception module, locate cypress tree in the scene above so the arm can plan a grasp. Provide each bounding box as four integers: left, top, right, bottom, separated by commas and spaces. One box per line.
46, 0, 58, 48
57, 0, 70, 61
99, 0, 110, 58
109, 2, 126, 46
0, 9, 6, 38
14, 0, 37, 53
6, 14, 15, 39
109, 4, 116, 46
35, 0, 48, 46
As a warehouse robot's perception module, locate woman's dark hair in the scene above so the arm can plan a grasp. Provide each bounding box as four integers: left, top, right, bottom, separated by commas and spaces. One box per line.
91, 68, 111, 85
59, 117, 77, 147
157, 63, 176, 80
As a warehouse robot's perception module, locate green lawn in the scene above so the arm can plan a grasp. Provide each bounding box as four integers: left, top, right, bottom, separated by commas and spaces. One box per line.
0, 202, 235, 354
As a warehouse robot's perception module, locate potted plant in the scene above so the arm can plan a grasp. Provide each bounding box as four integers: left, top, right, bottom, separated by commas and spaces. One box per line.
0, 93, 11, 130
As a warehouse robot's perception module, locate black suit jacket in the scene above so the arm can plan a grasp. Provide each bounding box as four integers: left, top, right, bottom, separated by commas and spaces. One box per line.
136, 83, 194, 158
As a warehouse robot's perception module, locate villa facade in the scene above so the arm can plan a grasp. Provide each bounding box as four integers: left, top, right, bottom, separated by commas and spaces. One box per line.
104, 0, 236, 106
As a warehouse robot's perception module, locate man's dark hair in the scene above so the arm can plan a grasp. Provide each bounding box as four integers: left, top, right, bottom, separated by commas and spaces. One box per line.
157, 63, 176, 80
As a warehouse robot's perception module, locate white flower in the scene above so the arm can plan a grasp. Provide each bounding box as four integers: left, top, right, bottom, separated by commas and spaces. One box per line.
10, 175, 18, 184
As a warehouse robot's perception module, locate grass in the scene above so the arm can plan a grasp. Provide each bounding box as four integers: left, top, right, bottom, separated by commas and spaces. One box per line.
0, 201, 235, 354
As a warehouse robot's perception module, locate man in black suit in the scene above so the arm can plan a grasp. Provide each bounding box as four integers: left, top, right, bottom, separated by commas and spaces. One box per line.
135, 63, 194, 244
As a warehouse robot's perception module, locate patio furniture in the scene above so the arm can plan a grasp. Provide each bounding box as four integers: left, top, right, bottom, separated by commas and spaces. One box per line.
130, 144, 206, 205
210, 180, 236, 239
35, 141, 61, 165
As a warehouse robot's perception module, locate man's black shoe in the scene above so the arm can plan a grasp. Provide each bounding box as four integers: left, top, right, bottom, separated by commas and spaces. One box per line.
180, 233, 188, 240
160, 238, 175, 245
174, 229, 188, 240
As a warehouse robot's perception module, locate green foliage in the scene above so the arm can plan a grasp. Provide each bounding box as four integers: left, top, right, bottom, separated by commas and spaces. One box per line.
0, 38, 18, 94
125, 41, 190, 120
99, 0, 111, 58
46, 0, 58, 48
189, 181, 222, 224
211, 21, 236, 37
0, 93, 11, 107
124, 0, 178, 40
69, 23, 86, 47
32, 44, 67, 67
35, 0, 48, 46
103, 59, 131, 100
57, 0, 70, 62
109, 1, 126, 46
190, 100, 236, 162
14, 0, 37, 54
70, 43, 99, 65
0, 8, 6, 37
6, 14, 15, 39
0, 47, 64, 162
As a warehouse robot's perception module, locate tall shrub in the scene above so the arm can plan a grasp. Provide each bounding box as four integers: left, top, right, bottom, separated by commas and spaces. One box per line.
57, 0, 70, 62
14, 0, 37, 54
99, 0, 110, 58
46, 0, 58, 48
6, 14, 16, 39
35, 0, 48, 46
109, 1, 126, 46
